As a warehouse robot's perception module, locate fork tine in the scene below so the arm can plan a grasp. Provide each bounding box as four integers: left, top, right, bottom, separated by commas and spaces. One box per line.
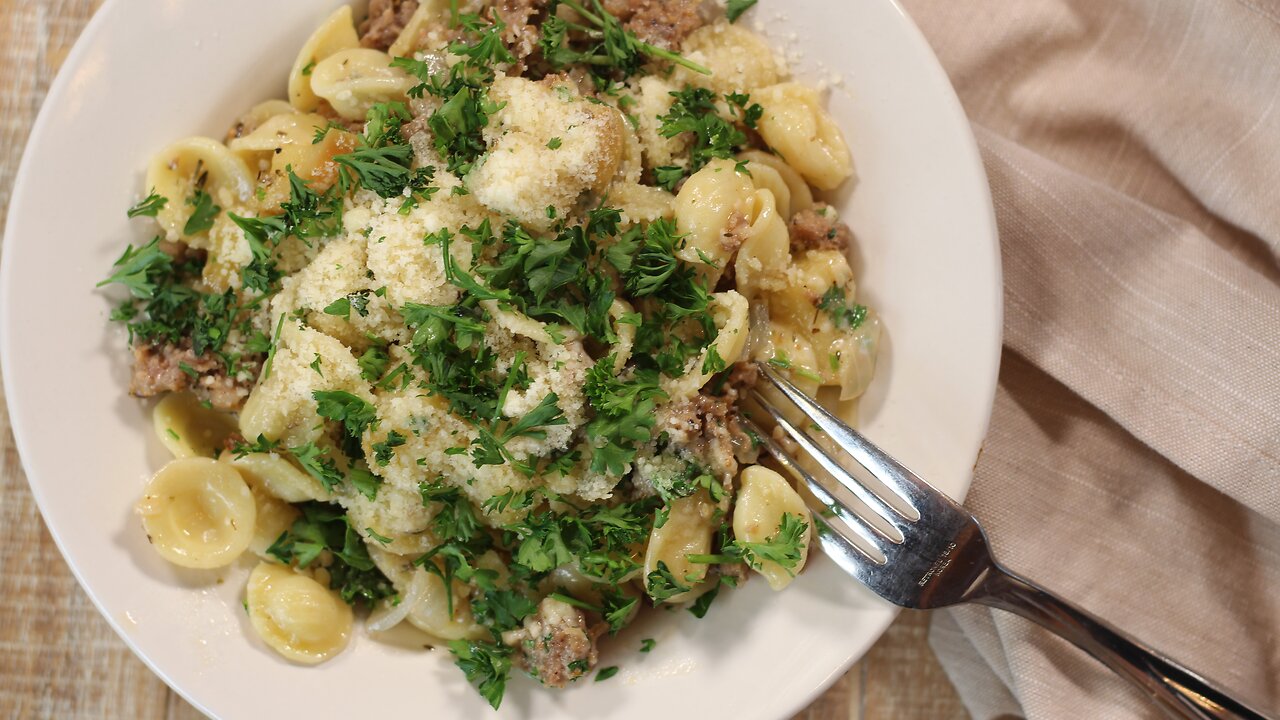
755, 362, 933, 516
739, 416, 892, 554
813, 521, 883, 581
739, 419, 887, 579
751, 389, 910, 538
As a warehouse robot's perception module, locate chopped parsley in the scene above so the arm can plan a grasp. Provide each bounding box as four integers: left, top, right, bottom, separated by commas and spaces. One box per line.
538, 0, 710, 80
99, 235, 268, 375
817, 285, 868, 330
392, 15, 511, 176
645, 560, 692, 603
689, 513, 810, 576
287, 441, 344, 493
97, 238, 171, 299
313, 390, 378, 441
330, 102, 437, 200
126, 190, 168, 218
656, 87, 761, 189
448, 640, 512, 710
266, 502, 395, 605
372, 429, 406, 466
323, 290, 371, 320
582, 356, 665, 475
595, 666, 620, 682
726, 0, 759, 24
182, 188, 221, 235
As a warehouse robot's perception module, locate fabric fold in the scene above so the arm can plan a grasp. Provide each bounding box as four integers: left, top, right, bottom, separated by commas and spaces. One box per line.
895, 0, 1280, 715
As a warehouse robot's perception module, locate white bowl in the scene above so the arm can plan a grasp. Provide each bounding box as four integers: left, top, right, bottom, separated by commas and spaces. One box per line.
0, 1, 1000, 718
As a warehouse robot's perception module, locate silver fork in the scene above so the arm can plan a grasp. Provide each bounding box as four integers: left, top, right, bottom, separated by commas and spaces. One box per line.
744, 362, 1274, 720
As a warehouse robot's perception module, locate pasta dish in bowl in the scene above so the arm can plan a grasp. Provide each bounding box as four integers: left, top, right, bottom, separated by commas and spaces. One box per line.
105, 0, 878, 703
0, 0, 1000, 717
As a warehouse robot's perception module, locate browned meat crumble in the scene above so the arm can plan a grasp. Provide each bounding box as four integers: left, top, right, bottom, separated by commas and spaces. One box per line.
788, 204, 853, 252
359, 0, 420, 50
504, 597, 605, 687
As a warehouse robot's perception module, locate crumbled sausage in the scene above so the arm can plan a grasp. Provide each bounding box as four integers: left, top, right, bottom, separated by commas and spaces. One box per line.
359, 0, 420, 51
601, 0, 705, 49
130, 342, 257, 412
657, 391, 758, 486
726, 361, 759, 394
494, 0, 548, 63
788, 204, 853, 252
503, 597, 604, 688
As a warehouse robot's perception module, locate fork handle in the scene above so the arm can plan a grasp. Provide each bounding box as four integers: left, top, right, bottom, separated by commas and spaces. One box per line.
977, 568, 1273, 720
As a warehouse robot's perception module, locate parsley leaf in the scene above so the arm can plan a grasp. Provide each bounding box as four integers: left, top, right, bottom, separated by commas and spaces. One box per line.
582, 356, 665, 475
349, 465, 384, 500
541, 0, 710, 79
623, 218, 684, 297
312, 390, 379, 441
688, 513, 810, 576
657, 87, 757, 186
817, 285, 868, 330
419, 479, 483, 543
358, 346, 391, 382
126, 190, 168, 218
735, 512, 809, 572
334, 144, 418, 198
288, 441, 344, 492
726, 0, 759, 23
97, 237, 172, 299
372, 429, 406, 466
182, 189, 221, 235
448, 640, 512, 710
645, 560, 692, 602
688, 583, 720, 618
266, 502, 395, 605
471, 588, 538, 633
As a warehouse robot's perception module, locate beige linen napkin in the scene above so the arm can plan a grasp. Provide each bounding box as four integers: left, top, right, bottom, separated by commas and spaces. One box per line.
896, 0, 1280, 716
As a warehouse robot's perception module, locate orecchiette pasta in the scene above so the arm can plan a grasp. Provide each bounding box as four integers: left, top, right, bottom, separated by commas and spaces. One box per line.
673, 159, 755, 280
240, 471, 302, 560
835, 311, 882, 401
609, 182, 676, 226
152, 392, 239, 459
768, 248, 855, 331
387, 0, 465, 57
734, 186, 793, 297
144, 137, 255, 241
136, 458, 256, 569
733, 465, 812, 590
754, 83, 854, 191
246, 562, 353, 664
309, 48, 416, 121
737, 150, 814, 218
661, 291, 749, 399
675, 23, 785, 94
288, 5, 360, 112
239, 324, 373, 447
369, 547, 486, 643
753, 322, 823, 397
227, 452, 329, 503
643, 489, 716, 603
226, 99, 296, 145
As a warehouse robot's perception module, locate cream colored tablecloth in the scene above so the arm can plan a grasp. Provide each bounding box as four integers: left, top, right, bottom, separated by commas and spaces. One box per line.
897, 0, 1280, 716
